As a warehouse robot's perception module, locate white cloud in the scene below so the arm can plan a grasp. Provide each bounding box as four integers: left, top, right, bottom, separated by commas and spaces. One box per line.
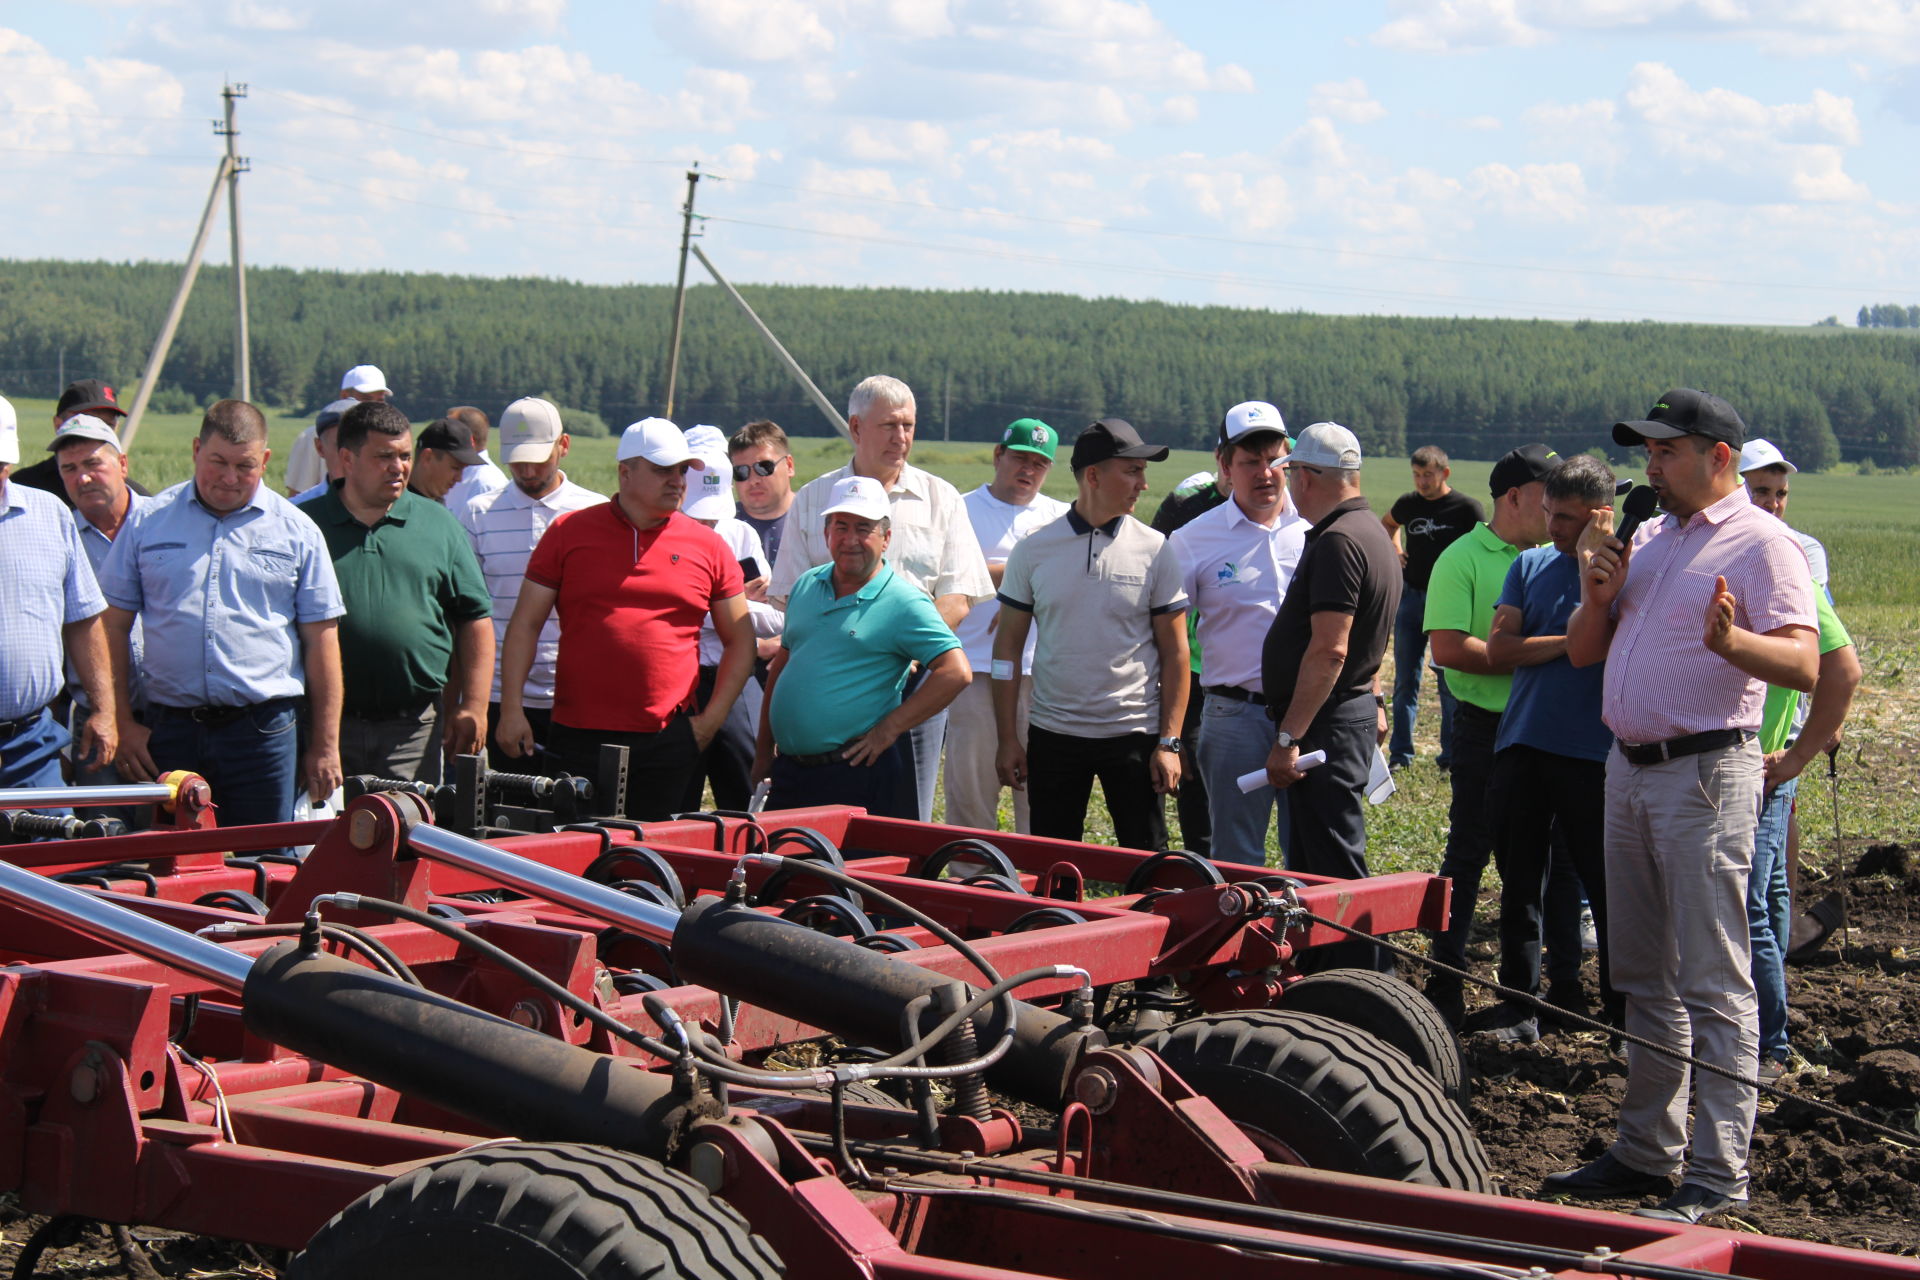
1309, 78, 1386, 125
654, 0, 836, 64
1373, 0, 1548, 53
1469, 161, 1588, 221
1371, 0, 1920, 59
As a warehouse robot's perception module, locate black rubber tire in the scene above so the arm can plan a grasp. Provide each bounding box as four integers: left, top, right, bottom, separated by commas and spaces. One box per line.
1278, 968, 1470, 1106
287, 1141, 782, 1280
1140, 1010, 1493, 1193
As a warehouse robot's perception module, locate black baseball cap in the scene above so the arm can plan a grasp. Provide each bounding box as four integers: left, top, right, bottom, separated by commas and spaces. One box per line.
1070, 417, 1170, 470
418, 417, 485, 466
1612, 388, 1745, 449
1489, 443, 1558, 498
56, 378, 127, 420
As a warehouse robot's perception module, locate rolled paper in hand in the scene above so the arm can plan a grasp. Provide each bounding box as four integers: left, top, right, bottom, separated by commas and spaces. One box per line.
1237, 749, 1326, 793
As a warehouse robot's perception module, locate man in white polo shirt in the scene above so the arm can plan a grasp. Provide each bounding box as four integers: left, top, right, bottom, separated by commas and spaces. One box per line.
944, 418, 1069, 833
993, 419, 1189, 850
1171, 401, 1306, 865
459, 396, 604, 771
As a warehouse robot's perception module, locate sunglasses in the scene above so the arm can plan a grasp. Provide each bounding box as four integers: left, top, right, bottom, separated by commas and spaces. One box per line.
731, 458, 785, 482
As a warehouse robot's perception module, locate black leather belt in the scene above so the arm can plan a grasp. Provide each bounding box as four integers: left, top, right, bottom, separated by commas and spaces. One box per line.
152, 698, 290, 728
1616, 728, 1752, 766
781, 744, 852, 768
1203, 684, 1268, 706
0, 704, 50, 739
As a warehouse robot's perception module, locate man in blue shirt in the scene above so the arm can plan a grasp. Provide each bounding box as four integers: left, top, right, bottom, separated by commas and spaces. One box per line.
753, 476, 969, 818
99, 400, 346, 828
1483, 453, 1624, 1036
0, 395, 117, 805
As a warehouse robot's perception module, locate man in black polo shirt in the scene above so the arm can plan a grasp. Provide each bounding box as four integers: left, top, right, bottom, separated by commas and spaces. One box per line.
1382, 446, 1484, 770
1262, 422, 1401, 971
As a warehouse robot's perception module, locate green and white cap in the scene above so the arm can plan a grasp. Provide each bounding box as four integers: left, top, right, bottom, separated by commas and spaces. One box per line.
1001, 417, 1057, 461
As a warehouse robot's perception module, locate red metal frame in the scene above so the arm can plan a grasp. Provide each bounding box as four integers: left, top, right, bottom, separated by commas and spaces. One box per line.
0, 791, 1900, 1277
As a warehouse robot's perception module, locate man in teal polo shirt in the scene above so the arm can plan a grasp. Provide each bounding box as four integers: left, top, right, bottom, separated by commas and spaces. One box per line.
1420, 444, 1555, 1030
299, 403, 494, 784
752, 475, 969, 818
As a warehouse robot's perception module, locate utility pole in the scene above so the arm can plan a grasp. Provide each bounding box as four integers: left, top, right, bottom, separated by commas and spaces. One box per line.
217, 82, 251, 403
663, 165, 701, 418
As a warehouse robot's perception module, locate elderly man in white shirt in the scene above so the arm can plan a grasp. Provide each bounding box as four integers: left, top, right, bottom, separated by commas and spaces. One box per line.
1171, 402, 1307, 865
459, 396, 604, 772
770, 375, 993, 821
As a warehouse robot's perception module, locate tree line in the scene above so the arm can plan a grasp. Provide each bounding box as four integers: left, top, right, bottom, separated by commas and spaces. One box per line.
1857, 304, 1920, 331
3, 259, 1917, 468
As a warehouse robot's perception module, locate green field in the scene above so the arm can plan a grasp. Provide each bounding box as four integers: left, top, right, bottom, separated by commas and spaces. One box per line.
24, 398, 1916, 864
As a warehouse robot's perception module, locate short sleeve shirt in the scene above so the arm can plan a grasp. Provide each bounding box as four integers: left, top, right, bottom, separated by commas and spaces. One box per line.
1423, 522, 1524, 714
69, 492, 147, 713
998, 509, 1188, 737
1494, 548, 1610, 762
954, 485, 1069, 673
1759, 591, 1850, 753
525, 506, 743, 733
772, 564, 962, 755
768, 463, 992, 609
1261, 497, 1401, 724
0, 482, 106, 721
1389, 490, 1485, 589
461, 474, 605, 707
97, 481, 345, 708
1171, 495, 1310, 693
299, 488, 493, 716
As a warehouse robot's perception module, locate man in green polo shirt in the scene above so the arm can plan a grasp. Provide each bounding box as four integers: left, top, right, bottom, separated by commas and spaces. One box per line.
299, 403, 494, 784
1421, 444, 1555, 1033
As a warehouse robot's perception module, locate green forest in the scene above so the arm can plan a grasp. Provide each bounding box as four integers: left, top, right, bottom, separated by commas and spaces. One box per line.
3, 258, 1917, 467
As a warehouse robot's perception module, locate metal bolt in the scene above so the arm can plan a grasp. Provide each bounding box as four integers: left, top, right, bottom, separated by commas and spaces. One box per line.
69, 1063, 97, 1104
1074, 1066, 1119, 1114
348, 809, 380, 849
508, 1000, 544, 1031
687, 1141, 730, 1192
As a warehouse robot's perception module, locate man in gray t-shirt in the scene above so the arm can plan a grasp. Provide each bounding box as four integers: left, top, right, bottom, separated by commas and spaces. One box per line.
992, 419, 1189, 851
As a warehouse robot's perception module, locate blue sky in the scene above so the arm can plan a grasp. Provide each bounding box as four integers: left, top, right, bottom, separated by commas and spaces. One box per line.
5, 1, 1919, 326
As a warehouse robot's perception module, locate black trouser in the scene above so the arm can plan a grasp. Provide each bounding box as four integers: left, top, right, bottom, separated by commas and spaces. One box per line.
1429, 701, 1500, 979
1173, 670, 1211, 854
1489, 744, 1623, 1023
1284, 690, 1390, 973
487, 702, 564, 778
1027, 724, 1167, 852
680, 665, 755, 813
550, 715, 699, 821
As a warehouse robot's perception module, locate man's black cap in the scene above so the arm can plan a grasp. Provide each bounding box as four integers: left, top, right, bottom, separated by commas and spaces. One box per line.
1489, 443, 1558, 498
1613, 388, 1745, 449
1071, 417, 1171, 470
418, 417, 485, 467
56, 378, 126, 420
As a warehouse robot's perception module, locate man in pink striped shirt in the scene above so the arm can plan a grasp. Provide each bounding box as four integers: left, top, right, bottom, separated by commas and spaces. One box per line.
1543, 388, 1817, 1224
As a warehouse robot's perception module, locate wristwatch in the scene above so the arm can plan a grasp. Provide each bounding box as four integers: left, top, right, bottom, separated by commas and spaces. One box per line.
1156, 736, 1183, 753
1275, 731, 1295, 750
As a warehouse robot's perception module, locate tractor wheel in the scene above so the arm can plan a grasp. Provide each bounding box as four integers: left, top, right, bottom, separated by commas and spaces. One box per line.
1140, 1010, 1493, 1193
1277, 968, 1470, 1106
287, 1141, 782, 1280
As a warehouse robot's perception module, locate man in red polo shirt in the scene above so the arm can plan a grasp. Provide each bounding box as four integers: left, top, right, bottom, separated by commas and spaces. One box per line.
496, 417, 755, 819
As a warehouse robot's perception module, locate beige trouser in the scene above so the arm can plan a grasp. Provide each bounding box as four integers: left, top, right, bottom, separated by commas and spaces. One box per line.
1603, 738, 1763, 1198
942, 676, 1030, 833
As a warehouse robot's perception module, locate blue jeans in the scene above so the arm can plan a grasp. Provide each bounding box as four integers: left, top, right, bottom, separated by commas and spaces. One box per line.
1750, 775, 1798, 1063
148, 699, 299, 829
1195, 693, 1288, 866
1389, 588, 1458, 768
0, 708, 72, 815
902, 664, 948, 824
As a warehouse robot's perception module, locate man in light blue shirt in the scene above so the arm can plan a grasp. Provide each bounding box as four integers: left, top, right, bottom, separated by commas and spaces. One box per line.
0, 395, 117, 808
99, 400, 346, 828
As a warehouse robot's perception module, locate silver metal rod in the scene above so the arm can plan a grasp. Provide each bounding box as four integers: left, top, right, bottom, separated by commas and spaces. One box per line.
405, 824, 681, 944
0, 861, 255, 992
122, 153, 235, 451
1, 783, 181, 810
691, 245, 850, 440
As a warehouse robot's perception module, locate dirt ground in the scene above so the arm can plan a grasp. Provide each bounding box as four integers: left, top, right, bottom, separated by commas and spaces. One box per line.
1440, 843, 1920, 1257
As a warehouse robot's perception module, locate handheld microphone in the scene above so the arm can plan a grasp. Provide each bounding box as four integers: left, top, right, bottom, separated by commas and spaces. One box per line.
1611, 484, 1659, 547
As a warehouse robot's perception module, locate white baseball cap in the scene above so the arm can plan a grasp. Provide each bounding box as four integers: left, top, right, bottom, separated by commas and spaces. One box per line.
340, 364, 389, 395
618, 417, 704, 468
1738, 438, 1797, 475
684, 424, 728, 457
681, 447, 735, 520
0, 395, 19, 465
1220, 400, 1288, 447
820, 475, 890, 523
1284, 421, 1362, 471
500, 397, 565, 464
49, 413, 124, 454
